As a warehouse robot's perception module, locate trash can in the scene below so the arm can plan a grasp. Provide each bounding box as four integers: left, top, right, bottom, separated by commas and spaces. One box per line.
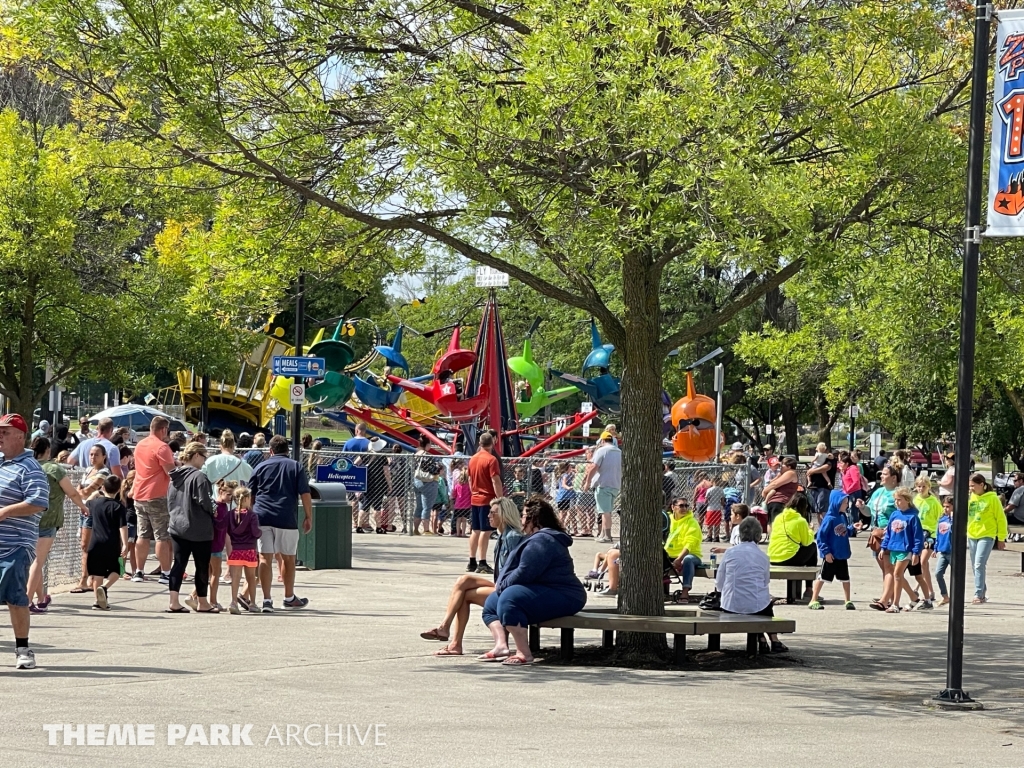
296, 482, 353, 569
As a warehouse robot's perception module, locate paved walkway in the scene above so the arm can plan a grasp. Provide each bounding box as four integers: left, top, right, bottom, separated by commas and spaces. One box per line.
3, 533, 1024, 767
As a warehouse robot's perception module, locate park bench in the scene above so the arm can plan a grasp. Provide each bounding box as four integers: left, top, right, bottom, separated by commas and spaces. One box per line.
528, 609, 795, 663
692, 565, 819, 603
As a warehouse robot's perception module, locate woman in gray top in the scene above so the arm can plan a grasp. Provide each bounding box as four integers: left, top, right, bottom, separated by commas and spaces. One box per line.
166, 442, 217, 613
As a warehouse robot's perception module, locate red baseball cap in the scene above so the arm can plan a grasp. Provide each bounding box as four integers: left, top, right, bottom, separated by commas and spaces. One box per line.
768, 456, 779, 467
0, 414, 28, 433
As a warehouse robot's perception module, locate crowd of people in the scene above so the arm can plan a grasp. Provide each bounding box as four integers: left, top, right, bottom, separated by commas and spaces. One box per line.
0, 416, 316, 670
4, 410, 1021, 671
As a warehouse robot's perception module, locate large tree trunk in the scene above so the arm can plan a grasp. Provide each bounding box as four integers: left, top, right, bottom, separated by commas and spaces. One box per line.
782, 398, 799, 457
615, 253, 667, 656
992, 454, 1005, 477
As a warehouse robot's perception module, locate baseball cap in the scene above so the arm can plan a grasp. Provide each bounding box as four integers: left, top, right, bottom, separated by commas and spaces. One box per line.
599, 431, 613, 441
731, 441, 743, 451
768, 456, 779, 467
0, 414, 28, 433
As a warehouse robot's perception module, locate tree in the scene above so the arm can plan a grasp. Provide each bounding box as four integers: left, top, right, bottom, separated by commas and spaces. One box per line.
17, 0, 976, 655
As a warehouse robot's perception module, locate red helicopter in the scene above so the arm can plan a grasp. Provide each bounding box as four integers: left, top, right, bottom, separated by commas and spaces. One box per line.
386, 326, 490, 420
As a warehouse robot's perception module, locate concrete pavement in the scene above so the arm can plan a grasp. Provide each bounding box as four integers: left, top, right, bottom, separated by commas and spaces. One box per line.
3, 531, 1024, 767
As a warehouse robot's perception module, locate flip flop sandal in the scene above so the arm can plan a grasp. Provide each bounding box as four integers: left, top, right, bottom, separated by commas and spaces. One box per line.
501, 657, 534, 666
433, 647, 463, 656
70, 587, 90, 594
868, 601, 886, 611
420, 628, 450, 641
476, 651, 510, 662
165, 606, 190, 613
197, 606, 221, 614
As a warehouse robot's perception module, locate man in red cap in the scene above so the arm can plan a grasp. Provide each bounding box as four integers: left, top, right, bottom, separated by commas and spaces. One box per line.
0, 414, 49, 669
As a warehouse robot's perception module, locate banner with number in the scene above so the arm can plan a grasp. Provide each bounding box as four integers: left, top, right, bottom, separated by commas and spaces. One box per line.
987, 9, 1024, 236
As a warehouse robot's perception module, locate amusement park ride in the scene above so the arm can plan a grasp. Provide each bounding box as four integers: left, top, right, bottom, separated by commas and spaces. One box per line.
175, 287, 722, 460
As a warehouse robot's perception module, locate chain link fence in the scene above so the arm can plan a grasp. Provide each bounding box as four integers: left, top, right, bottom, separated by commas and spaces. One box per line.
38, 448, 813, 588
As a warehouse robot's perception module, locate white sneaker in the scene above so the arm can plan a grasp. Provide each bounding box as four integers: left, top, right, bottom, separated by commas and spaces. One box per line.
15, 648, 36, 670
131, 571, 144, 583
597, 587, 618, 597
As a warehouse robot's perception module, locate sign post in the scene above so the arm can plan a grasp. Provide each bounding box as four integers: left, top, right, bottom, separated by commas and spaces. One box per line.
934, 1, 995, 710
713, 363, 724, 462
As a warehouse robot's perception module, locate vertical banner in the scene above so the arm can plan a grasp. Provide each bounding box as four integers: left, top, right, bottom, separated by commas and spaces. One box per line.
987, 9, 1024, 236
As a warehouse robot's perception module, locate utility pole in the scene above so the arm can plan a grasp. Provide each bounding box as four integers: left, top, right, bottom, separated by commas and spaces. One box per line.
292, 271, 306, 462
936, 1, 991, 710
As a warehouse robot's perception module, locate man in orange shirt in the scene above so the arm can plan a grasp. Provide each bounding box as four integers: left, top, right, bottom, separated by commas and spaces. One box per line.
131, 416, 177, 583
467, 433, 503, 574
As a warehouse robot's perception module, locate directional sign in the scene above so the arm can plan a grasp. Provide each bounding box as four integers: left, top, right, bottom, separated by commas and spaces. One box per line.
316, 458, 367, 491
289, 383, 306, 405
272, 356, 326, 378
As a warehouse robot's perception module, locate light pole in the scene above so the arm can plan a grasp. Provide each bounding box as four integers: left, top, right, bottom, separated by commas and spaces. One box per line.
935, 0, 991, 710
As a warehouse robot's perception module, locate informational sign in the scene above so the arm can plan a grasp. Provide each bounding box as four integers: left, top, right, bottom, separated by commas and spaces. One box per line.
987, 9, 1024, 236
765, 425, 773, 435
582, 421, 592, 438
580, 402, 594, 413
474, 266, 509, 288
272, 356, 326, 378
289, 383, 306, 405
554, 417, 568, 434
315, 457, 367, 491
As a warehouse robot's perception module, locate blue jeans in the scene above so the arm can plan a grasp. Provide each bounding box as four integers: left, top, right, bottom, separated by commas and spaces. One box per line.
678, 553, 702, 588
482, 585, 586, 628
968, 537, 995, 599
934, 551, 952, 598
0, 546, 32, 607
413, 479, 438, 520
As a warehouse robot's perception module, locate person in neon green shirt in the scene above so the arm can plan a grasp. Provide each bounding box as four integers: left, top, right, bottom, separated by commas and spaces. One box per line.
912, 476, 942, 608
767, 493, 817, 600
664, 497, 702, 603
967, 473, 1007, 603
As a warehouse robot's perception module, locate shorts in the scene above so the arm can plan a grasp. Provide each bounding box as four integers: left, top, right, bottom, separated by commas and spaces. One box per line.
211, 551, 224, 560
79, 513, 93, 531
454, 508, 471, 520
136, 498, 171, 542
227, 548, 258, 567
127, 524, 137, 542
471, 504, 494, 532
556, 499, 571, 512
595, 487, 619, 514
922, 536, 936, 550
908, 560, 922, 577
38, 527, 57, 539
257, 526, 299, 556
889, 551, 908, 565
767, 502, 786, 522
0, 547, 32, 607
704, 509, 723, 527
818, 558, 850, 583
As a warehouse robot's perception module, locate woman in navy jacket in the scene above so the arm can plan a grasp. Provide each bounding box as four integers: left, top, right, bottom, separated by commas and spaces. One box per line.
480, 496, 587, 666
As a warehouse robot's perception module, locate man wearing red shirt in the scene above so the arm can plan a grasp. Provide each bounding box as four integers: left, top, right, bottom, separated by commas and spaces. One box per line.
131, 417, 177, 583
467, 433, 503, 574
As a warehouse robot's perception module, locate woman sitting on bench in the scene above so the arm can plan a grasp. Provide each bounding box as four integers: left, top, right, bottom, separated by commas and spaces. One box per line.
479, 497, 587, 666
420, 498, 524, 655
767, 491, 817, 601
718, 516, 788, 654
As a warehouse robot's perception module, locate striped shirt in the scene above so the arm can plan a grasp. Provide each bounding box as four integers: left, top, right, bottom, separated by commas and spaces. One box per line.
0, 449, 49, 558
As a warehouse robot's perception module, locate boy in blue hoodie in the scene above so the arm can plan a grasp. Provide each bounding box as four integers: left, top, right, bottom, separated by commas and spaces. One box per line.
808, 489, 855, 610
880, 487, 925, 612
933, 495, 954, 606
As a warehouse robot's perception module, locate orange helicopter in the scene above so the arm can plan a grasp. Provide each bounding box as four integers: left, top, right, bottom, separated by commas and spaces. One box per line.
671, 348, 723, 462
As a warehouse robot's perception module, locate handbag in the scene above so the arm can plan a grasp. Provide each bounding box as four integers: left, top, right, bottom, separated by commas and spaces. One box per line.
699, 591, 722, 610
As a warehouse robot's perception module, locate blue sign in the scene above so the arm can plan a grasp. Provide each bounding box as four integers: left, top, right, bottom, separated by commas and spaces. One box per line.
272, 356, 326, 378
315, 457, 367, 491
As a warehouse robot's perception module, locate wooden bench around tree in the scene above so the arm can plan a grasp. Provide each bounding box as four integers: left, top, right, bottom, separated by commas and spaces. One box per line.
528, 610, 796, 663
691, 565, 820, 603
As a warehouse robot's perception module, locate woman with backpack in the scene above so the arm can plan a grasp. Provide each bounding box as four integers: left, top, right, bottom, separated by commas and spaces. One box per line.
413, 434, 442, 536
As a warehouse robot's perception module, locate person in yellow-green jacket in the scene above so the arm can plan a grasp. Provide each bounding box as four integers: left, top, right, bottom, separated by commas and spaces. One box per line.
767, 492, 817, 600
664, 497, 703, 603
912, 475, 942, 608
967, 473, 1007, 604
